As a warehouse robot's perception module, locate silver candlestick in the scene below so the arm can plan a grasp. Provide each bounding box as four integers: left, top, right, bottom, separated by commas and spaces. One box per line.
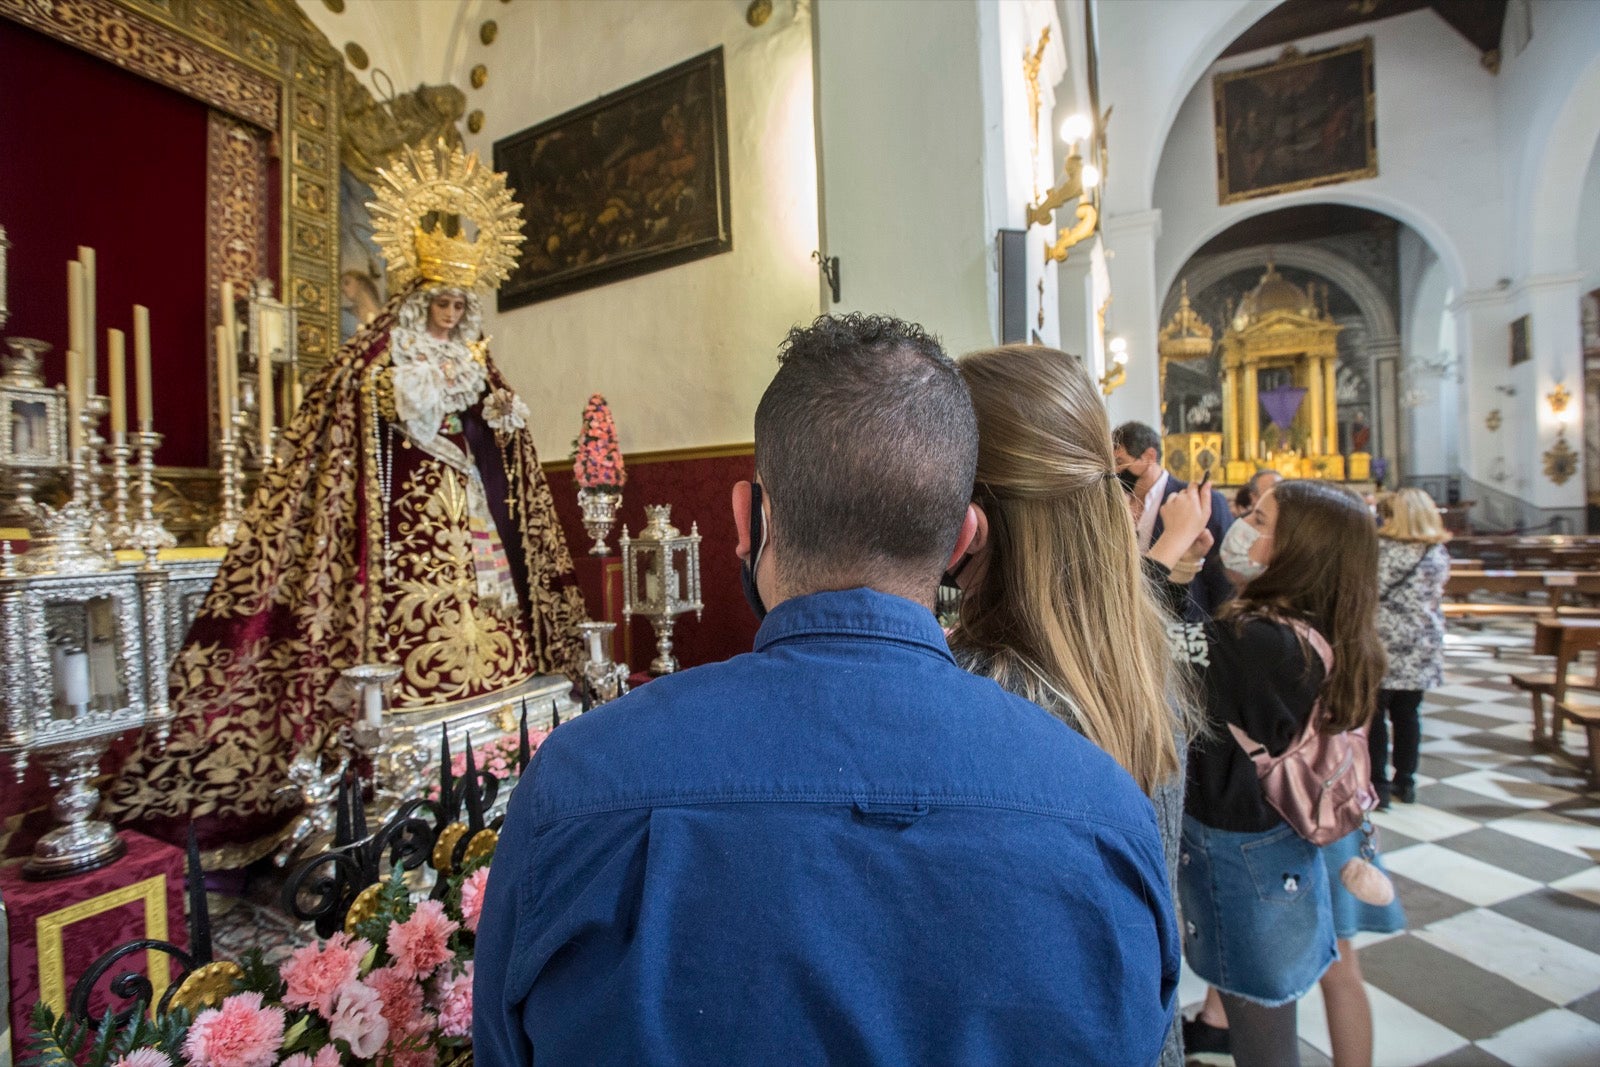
130, 428, 176, 568
83, 394, 111, 552
20, 442, 112, 576
206, 412, 247, 547
107, 432, 134, 548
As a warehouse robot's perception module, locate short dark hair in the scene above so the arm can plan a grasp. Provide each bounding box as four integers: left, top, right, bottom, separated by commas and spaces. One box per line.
755, 313, 977, 587
1112, 421, 1162, 461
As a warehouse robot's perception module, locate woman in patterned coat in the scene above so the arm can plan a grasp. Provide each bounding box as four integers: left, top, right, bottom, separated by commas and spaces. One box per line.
1370, 488, 1451, 808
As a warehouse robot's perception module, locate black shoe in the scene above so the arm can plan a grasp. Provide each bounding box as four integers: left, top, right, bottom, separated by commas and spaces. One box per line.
1375, 784, 1392, 811
1182, 1015, 1231, 1060
1395, 782, 1416, 804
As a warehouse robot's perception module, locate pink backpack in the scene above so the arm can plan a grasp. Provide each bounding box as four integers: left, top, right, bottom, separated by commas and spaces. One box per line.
1228, 619, 1378, 847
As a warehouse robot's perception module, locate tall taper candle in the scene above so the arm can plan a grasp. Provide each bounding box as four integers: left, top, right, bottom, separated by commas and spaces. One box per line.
68, 261, 85, 359
215, 325, 234, 442
66, 348, 85, 453
259, 358, 274, 463
107, 328, 127, 437
220, 280, 235, 355
78, 246, 96, 392
133, 305, 152, 431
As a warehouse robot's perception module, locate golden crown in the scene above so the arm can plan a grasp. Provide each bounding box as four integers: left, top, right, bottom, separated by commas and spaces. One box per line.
368, 140, 525, 291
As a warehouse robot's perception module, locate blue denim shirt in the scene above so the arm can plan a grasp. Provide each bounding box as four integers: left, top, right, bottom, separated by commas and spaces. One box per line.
474, 588, 1178, 1066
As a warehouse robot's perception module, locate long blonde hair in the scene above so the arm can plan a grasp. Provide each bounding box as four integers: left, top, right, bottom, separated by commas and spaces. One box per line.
954, 345, 1190, 794
1377, 487, 1451, 544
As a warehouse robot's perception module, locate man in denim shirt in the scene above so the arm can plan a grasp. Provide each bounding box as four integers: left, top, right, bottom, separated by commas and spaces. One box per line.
475, 315, 1178, 1066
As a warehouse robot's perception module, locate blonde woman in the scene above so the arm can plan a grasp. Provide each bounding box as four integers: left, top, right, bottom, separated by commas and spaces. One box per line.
951, 345, 1199, 1067
1370, 488, 1451, 807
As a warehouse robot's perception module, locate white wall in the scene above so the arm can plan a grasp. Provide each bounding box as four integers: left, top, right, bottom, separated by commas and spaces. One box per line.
1578, 143, 1600, 293
458, 0, 820, 457
813, 0, 993, 356
294, 0, 481, 97
1152, 9, 1496, 298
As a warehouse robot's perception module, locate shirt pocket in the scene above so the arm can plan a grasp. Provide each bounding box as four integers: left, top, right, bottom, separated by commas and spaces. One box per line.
1239, 823, 1318, 906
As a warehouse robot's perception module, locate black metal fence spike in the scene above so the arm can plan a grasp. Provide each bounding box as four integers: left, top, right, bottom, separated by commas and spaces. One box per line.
464, 735, 485, 832
352, 775, 369, 840
186, 824, 213, 965
440, 724, 456, 820
518, 700, 531, 774
551, 699, 562, 728
334, 775, 353, 846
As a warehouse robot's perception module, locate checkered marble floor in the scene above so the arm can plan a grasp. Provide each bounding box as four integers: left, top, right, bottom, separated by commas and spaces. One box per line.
1183, 622, 1600, 1066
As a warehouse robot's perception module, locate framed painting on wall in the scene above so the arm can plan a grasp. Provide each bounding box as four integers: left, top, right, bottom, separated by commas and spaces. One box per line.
1213, 38, 1377, 205
1510, 314, 1531, 366
494, 47, 733, 310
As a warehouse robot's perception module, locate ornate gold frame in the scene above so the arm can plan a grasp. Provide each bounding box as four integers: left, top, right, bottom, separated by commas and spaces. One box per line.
35, 874, 171, 1017
1213, 38, 1377, 205
0, 0, 342, 370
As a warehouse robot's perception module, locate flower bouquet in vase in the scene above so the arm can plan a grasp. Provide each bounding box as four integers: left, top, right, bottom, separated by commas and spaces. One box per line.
573, 393, 625, 555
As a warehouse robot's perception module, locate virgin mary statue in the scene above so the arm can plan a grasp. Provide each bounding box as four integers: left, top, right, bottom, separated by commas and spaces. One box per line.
106, 144, 587, 866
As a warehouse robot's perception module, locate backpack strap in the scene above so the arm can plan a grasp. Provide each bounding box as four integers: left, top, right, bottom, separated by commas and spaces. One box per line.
1227, 617, 1334, 758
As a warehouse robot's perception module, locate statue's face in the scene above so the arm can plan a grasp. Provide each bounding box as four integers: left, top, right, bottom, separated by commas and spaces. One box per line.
427, 292, 467, 335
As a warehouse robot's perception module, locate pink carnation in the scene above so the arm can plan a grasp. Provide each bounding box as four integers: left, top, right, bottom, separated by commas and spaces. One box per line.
111, 1052, 173, 1067
279, 1050, 340, 1067
181, 991, 285, 1067
280, 932, 372, 1016
389, 1041, 440, 1067
385, 898, 458, 978
436, 962, 474, 1038
328, 978, 389, 1058
460, 867, 491, 933
365, 965, 427, 1035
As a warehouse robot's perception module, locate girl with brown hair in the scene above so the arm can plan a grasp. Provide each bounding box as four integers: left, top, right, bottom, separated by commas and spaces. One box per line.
1180, 480, 1385, 1067
950, 345, 1204, 1067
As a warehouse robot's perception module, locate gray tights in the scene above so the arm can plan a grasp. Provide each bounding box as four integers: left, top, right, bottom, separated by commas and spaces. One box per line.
1218, 993, 1299, 1067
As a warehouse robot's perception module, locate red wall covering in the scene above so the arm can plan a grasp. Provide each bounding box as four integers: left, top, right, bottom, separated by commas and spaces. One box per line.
545, 452, 760, 672
0, 18, 211, 467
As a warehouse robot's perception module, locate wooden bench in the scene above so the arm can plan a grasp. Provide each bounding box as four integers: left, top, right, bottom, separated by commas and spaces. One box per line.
1512, 618, 1600, 746
1551, 696, 1600, 787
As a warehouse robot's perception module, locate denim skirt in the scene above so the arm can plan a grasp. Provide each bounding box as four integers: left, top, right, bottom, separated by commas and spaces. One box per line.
1178, 815, 1337, 1006
1322, 826, 1407, 940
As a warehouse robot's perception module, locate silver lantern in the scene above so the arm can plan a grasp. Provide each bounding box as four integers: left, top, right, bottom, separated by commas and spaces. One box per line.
619, 506, 702, 675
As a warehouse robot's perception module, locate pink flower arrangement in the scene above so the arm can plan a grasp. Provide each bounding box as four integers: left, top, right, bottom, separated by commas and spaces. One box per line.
386, 899, 459, 979
182, 992, 286, 1067
459, 866, 491, 933
33, 811, 499, 1065
111, 1052, 173, 1067
281, 932, 372, 1016
573, 393, 626, 489
427, 732, 544, 801
435, 962, 474, 1038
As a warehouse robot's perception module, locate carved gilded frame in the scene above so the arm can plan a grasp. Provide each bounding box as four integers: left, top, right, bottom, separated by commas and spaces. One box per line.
0, 0, 341, 372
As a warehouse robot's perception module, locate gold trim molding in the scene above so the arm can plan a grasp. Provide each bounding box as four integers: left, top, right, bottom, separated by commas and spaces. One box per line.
36, 874, 171, 1017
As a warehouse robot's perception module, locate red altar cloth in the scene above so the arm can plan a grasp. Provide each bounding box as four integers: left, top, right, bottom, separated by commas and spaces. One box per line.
1, 831, 186, 1051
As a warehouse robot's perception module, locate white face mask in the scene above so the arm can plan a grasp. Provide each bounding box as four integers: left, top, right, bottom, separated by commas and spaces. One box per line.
1221, 518, 1265, 579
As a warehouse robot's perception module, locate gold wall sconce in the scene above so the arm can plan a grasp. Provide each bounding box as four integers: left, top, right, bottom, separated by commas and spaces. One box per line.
1543, 384, 1578, 485
1485, 409, 1502, 432
1099, 335, 1129, 396
1029, 113, 1101, 265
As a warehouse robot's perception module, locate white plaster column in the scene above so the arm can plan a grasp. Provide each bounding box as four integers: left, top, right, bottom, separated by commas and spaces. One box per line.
1450, 288, 1514, 494
1102, 209, 1162, 427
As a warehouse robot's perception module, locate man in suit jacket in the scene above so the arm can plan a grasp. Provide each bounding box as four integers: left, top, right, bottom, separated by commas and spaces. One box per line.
1113, 421, 1234, 620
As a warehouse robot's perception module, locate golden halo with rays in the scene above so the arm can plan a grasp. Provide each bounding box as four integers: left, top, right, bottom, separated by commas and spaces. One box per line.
368, 140, 525, 292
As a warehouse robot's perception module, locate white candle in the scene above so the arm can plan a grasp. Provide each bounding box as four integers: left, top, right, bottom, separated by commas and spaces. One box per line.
586, 629, 604, 662
363, 684, 384, 726
79, 247, 97, 393
645, 570, 659, 605
62, 649, 90, 708
133, 305, 153, 432
66, 348, 85, 453
215, 325, 234, 442
221, 280, 236, 357
107, 328, 127, 438
68, 261, 85, 359
259, 358, 274, 463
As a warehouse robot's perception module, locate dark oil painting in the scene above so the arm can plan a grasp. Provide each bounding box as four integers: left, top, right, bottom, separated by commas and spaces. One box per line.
1213, 38, 1376, 205
494, 48, 732, 309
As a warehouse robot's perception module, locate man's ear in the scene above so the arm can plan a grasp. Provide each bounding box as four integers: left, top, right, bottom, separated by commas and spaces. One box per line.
732, 480, 753, 561
947, 503, 987, 569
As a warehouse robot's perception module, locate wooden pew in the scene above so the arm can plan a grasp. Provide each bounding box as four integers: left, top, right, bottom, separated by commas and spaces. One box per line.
1512, 618, 1600, 747
1444, 569, 1600, 620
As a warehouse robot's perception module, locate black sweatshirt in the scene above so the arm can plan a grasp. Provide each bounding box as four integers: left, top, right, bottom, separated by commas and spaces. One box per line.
1184, 616, 1325, 833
